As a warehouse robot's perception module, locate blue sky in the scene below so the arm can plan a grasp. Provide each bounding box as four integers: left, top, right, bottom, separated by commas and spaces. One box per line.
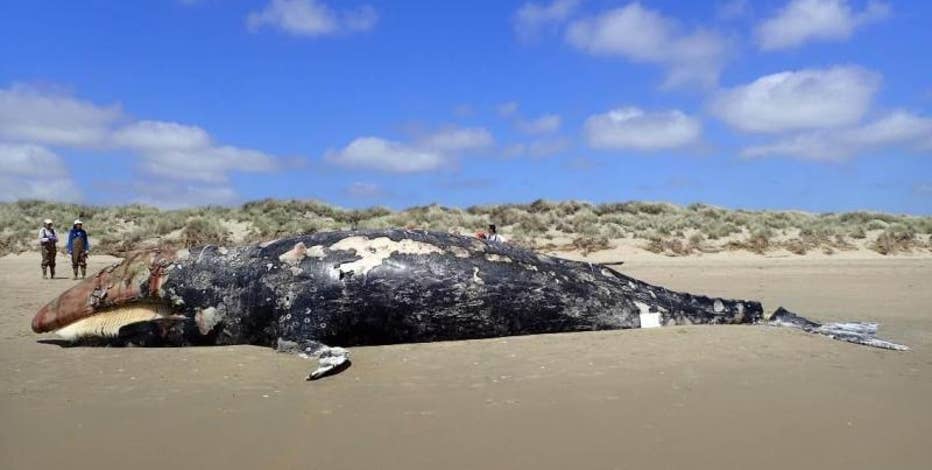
0, 0, 929, 214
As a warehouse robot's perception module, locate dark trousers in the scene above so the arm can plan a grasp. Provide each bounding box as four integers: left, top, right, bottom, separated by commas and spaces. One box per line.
41, 243, 56, 277
71, 238, 87, 277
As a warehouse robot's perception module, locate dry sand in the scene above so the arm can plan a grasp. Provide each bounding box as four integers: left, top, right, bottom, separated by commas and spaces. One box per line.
1, 252, 931, 470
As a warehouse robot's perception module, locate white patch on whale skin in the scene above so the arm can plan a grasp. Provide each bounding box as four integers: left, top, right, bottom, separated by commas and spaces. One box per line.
195, 306, 224, 335
278, 242, 308, 266
469, 239, 488, 252
329, 236, 443, 276
259, 239, 281, 248
54, 304, 176, 340
634, 301, 661, 329
472, 266, 484, 285
713, 299, 725, 313
485, 254, 513, 263
447, 246, 470, 258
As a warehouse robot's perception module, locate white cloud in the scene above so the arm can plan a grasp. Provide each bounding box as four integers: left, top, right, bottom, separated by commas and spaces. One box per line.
109, 119, 280, 182
584, 107, 701, 150
107, 120, 279, 182
742, 110, 932, 160
514, 0, 580, 40
0, 84, 288, 205
0, 84, 121, 147
566, 3, 730, 88
417, 127, 494, 153
326, 137, 445, 173
246, 0, 377, 37
0, 143, 81, 201
327, 126, 494, 173
136, 145, 280, 183
110, 120, 211, 151
709, 66, 880, 133
0, 143, 67, 177
133, 182, 239, 209
517, 114, 562, 134
756, 0, 890, 50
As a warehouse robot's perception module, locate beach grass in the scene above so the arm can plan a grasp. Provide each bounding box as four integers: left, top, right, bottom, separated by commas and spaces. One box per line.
2, 199, 930, 257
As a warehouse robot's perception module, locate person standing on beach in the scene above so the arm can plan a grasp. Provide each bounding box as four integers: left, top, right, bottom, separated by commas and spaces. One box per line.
486, 224, 503, 245
67, 219, 90, 280
38, 219, 58, 279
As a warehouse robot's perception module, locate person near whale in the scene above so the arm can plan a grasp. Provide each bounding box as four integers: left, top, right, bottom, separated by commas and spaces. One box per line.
38, 218, 58, 280
476, 224, 504, 245
67, 219, 91, 280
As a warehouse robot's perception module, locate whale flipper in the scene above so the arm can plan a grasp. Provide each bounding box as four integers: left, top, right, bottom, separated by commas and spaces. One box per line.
307, 347, 351, 380
276, 338, 352, 380
769, 307, 909, 351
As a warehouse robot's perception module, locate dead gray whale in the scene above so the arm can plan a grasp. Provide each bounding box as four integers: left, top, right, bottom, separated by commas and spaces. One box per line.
32, 229, 908, 380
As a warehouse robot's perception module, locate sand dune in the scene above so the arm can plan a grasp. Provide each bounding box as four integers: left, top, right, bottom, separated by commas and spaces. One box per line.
1, 252, 930, 470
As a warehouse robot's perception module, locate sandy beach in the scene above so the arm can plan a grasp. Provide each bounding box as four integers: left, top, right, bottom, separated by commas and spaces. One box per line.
2, 252, 930, 470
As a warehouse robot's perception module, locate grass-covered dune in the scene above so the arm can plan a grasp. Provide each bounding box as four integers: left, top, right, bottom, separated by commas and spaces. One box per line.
2, 199, 930, 258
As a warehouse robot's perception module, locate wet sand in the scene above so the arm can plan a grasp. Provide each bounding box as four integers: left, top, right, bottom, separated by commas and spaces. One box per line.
1, 253, 930, 469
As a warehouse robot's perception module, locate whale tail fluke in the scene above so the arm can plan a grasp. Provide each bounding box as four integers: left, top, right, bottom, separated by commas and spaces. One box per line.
768, 307, 909, 351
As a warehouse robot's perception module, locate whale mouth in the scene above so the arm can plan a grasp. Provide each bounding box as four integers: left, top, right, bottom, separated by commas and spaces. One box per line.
51, 303, 181, 341
32, 249, 178, 338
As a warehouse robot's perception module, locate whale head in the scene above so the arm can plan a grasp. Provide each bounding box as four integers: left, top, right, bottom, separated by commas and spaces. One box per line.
31, 248, 184, 343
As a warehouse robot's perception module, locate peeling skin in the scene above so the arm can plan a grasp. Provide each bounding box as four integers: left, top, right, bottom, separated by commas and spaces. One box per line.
278, 242, 308, 266
327, 236, 443, 276
195, 306, 224, 335
447, 246, 470, 258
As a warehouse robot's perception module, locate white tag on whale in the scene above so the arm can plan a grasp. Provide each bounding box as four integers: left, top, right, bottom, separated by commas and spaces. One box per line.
639, 312, 661, 328
634, 301, 662, 328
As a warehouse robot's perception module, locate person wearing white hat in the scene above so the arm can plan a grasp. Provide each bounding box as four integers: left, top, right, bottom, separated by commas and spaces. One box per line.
67, 219, 91, 279
37, 219, 58, 279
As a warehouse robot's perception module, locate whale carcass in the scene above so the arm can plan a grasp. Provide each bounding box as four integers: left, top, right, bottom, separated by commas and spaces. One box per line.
31, 229, 908, 379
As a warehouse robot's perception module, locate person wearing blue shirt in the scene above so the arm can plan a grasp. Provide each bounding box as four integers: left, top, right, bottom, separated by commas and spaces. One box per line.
67, 219, 91, 280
